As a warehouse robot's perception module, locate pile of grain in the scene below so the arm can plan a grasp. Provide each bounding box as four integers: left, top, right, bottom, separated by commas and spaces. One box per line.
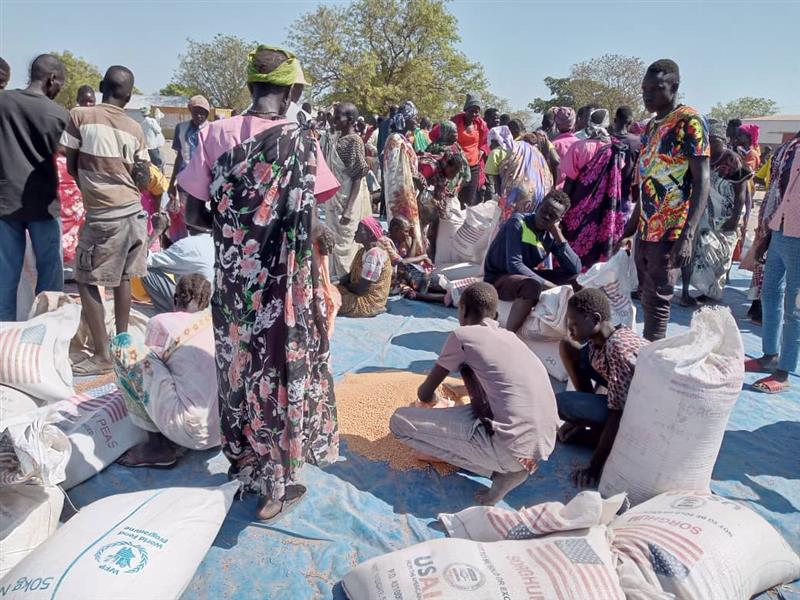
335, 371, 468, 475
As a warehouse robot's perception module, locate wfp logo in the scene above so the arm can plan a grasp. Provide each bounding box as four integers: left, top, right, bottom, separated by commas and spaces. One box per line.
94, 541, 149, 575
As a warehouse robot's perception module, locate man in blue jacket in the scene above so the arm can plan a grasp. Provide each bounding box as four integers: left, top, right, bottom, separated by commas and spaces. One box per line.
483, 190, 581, 333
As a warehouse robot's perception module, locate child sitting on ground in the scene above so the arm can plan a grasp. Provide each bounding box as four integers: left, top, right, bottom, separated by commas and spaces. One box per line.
390, 282, 559, 505
557, 288, 649, 487
386, 216, 448, 303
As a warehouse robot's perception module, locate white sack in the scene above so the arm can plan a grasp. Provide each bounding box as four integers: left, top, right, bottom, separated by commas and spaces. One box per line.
47, 389, 149, 490
599, 308, 744, 505
0, 387, 39, 421
577, 250, 638, 328
452, 200, 499, 264
432, 262, 483, 283
434, 201, 465, 265
439, 491, 625, 542
0, 481, 239, 599
497, 285, 575, 341
342, 526, 625, 600
0, 485, 64, 579
0, 413, 71, 488
610, 491, 800, 600
0, 305, 80, 404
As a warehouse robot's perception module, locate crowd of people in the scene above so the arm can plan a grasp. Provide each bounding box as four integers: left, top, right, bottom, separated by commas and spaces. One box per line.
0, 46, 797, 521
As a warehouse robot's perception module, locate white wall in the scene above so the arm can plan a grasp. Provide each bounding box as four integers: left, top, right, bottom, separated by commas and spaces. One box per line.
743, 118, 800, 146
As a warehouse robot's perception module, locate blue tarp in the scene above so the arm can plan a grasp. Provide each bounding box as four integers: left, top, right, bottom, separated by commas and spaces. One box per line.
66, 264, 800, 599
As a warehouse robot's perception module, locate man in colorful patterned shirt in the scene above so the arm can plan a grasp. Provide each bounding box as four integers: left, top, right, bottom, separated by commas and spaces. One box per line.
622, 59, 710, 341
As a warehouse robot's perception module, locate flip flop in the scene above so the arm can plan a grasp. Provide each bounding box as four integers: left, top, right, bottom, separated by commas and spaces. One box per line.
72, 356, 114, 376
258, 484, 307, 525
744, 358, 777, 373
752, 375, 790, 394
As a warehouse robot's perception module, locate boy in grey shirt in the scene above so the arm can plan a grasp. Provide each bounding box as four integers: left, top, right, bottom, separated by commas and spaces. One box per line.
390, 282, 559, 505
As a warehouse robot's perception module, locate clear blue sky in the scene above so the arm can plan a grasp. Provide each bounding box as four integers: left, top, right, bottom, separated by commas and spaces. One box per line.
2, 0, 799, 115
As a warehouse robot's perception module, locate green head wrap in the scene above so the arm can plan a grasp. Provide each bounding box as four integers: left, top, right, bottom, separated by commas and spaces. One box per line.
247, 45, 307, 86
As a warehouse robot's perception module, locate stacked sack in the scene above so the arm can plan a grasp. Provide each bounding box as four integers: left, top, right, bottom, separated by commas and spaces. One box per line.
0, 302, 148, 574
0, 482, 239, 599
342, 491, 800, 600
434, 200, 499, 283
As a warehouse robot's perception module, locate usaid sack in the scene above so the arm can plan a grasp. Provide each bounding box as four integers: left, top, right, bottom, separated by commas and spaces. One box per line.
440, 491, 625, 542
342, 527, 625, 600
0, 305, 80, 404
577, 250, 637, 328
0, 481, 239, 599
452, 201, 499, 264
611, 491, 800, 600
0, 485, 64, 579
46, 388, 149, 490
599, 308, 744, 506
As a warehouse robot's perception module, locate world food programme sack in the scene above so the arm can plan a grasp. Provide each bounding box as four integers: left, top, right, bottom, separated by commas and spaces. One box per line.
611, 491, 800, 600
0, 481, 239, 599
599, 308, 744, 506
577, 250, 637, 328
341, 527, 625, 600
439, 491, 625, 542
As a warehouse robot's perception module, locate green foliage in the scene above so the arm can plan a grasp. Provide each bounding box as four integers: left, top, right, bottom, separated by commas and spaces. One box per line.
289, 0, 487, 119
709, 97, 778, 123
170, 34, 253, 110
529, 55, 647, 118
159, 82, 197, 97
49, 51, 102, 109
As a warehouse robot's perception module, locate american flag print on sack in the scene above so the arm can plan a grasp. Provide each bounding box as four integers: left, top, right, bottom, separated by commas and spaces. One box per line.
488, 503, 570, 540
0, 324, 45, 385
612, 523, 703, 579
526, 538, 623, 599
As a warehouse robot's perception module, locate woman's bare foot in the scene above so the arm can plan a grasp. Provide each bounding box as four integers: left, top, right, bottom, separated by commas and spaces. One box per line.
117, 433, 178, 467
475, 470, 529, 506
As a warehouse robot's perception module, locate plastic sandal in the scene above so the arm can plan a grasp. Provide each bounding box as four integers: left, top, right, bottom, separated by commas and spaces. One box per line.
752, 376, 790, 394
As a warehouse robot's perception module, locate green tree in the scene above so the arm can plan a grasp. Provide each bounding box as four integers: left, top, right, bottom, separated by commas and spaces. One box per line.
709, 97, 778, 123
159, 82, 197, 97
528, 77, 576, 114
170, 34, 253, 110
49, 51, 102, 109
289, 0, 487, 119
529, 55, 647, 118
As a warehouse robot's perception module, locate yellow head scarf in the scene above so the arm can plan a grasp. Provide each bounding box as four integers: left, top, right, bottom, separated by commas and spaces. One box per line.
247, 45, 309, 86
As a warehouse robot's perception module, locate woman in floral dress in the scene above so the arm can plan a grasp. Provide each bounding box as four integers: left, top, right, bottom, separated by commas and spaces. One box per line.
383, 101, 421, 243
177, 45, 340, 521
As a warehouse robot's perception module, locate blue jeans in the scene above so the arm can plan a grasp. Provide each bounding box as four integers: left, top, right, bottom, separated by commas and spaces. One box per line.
761, 230, 800, 373
0, 218, 63, 321
556, 391, 609, 427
